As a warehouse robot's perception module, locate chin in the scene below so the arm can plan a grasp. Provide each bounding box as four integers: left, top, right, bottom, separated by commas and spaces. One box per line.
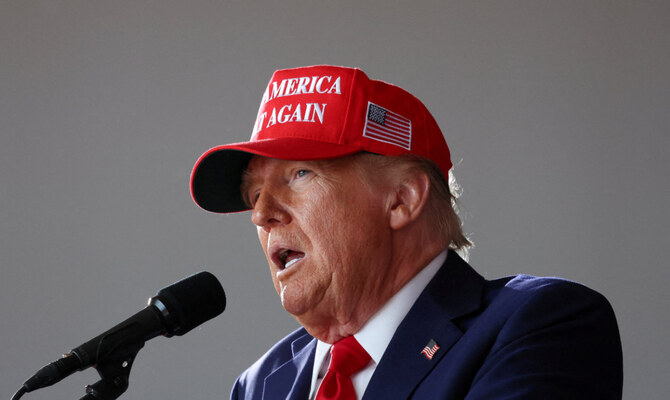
279, 293, 310, 317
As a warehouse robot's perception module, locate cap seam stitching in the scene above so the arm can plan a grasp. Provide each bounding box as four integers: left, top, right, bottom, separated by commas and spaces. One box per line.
337, 69, 361, 148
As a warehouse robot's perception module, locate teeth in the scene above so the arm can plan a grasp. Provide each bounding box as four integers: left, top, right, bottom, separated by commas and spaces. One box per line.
275, 248, 304, 269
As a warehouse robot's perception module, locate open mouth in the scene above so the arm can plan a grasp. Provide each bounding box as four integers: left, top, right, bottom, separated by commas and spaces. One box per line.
276, 248, 305, 270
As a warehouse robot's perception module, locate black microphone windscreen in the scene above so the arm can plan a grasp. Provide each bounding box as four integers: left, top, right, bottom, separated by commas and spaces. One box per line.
153, 271, 226, 336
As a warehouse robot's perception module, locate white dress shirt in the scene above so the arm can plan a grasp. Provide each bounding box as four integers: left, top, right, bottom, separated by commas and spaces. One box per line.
308, 250, 447, 399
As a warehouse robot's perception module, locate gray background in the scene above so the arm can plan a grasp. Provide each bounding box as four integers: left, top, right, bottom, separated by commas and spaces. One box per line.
2, 1, 668, 399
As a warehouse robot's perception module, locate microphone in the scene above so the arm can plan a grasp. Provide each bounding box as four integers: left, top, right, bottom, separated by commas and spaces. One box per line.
18, 271, 226, 394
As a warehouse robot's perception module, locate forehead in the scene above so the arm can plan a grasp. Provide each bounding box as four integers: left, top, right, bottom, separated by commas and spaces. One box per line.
243, 155, 352, 181
245, 155, 289, 174
244, 156, 307, 180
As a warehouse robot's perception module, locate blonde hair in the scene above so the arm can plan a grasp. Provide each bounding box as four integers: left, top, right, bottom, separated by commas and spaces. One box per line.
351, 153, 472, 253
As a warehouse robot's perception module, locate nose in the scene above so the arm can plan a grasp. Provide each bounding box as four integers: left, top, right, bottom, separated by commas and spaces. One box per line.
250, 188, 291, 232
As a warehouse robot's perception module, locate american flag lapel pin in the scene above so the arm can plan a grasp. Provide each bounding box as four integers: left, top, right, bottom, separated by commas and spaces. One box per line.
420, 339, 440, 360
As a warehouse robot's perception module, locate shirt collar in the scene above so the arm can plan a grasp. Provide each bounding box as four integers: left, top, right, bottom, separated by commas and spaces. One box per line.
312, 249, 448, 372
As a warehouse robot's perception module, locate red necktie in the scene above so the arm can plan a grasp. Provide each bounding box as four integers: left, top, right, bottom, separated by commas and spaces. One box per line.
315, 336, 371, 400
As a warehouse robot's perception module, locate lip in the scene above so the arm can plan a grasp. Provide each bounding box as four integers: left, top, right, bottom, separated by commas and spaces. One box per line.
269, 243, 287, 270
269, 242, 305, 271
276, 254, 305, 280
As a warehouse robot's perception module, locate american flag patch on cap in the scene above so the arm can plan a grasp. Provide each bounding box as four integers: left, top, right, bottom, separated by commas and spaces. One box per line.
421, 339, 440, 360
363, 102, 412, 150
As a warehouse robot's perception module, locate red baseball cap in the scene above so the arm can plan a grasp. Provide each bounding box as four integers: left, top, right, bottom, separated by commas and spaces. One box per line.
191, 65, 452, 213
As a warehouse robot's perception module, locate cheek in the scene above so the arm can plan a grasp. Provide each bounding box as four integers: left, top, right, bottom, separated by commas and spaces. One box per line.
313, 207, 385, 274
256, 227, 269, 254
255, 228, 278, 287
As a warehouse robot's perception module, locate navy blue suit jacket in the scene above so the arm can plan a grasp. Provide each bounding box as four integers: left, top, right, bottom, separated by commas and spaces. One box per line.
231, 251, 623, 399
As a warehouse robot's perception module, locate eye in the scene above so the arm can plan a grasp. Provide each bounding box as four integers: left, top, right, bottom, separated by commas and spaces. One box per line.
252, 191, 261, 205
295, 169, 311, 178
246, 189, 260, 208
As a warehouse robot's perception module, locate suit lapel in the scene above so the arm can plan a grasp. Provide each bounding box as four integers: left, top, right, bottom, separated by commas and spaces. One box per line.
363, 251, 485, 399
262, 332, 316, 400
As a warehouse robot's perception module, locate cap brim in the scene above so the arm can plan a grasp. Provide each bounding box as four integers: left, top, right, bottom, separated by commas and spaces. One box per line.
190, 137, 362, 213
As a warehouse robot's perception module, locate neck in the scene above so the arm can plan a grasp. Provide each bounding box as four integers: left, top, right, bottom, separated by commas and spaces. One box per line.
301, 223, 446, 343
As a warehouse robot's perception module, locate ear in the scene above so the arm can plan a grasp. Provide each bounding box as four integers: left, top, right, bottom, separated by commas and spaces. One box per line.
388, 171, 431, 230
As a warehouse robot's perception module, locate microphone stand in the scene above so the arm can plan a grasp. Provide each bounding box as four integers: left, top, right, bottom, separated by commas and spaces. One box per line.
78, 343, 143, 400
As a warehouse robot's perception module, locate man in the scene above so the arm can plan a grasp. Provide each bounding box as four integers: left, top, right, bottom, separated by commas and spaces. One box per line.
190, 65, 623, 399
